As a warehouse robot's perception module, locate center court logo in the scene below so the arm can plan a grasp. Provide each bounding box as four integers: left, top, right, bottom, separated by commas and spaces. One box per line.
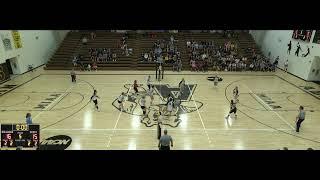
112, 84, 203, 128
38, 135, 72, 150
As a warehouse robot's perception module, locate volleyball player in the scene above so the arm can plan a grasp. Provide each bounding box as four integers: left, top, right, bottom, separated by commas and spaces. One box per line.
118, 92, 125, 111
147, 85, 155, 105
133, 80, 139, 95
225, 100, 237, 119
233, 86, 239, 103
90, 90, 100, 111
213, 74, 219, 87
146, 75, 152, 90
70, 69, 76, 83
166, 100, 174, 115
179, 78, 185, 96
140, 96, 147, 117
166, 93, 174, 105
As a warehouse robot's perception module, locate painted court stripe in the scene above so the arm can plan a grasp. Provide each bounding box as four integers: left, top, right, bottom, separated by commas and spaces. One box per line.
106, 85, 132, 148
187, 84, 212, 144
42, 128, 291, 131
243, 84, 295, 130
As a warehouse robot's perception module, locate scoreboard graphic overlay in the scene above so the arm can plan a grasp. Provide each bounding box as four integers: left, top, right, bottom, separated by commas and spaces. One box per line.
1, 124, 40, 148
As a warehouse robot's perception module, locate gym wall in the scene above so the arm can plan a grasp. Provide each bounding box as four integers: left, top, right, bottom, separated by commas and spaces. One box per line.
0, 30, 69, 74
250, 30, 320, 81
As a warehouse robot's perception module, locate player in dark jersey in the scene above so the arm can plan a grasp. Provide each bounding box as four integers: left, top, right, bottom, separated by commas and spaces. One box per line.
118, 92, 125, 111
90, 90, 100, 111
233, 86, 239, 103
179, 78, 185, 98
140, 96, 147, 117
225, 100, 237, 119
133, 80, 139, 94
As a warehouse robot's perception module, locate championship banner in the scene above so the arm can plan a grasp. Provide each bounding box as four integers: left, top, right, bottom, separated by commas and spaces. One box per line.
0, 32, 12, 51
11, 30, 22, 49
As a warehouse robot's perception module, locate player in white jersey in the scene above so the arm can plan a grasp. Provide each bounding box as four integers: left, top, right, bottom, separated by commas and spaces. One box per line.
233, 86, 239, 103
213, 74, 219, 87
118, 92, 125, 111
166, 100, 174, 115
225, 100, 237, 119
147, 85, 154, 105
140, 96, 147, 117
90, 90, 100, 111
146, 75, 152, 90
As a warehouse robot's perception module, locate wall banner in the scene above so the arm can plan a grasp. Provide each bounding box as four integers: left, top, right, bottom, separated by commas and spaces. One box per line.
11, 30, 22, 49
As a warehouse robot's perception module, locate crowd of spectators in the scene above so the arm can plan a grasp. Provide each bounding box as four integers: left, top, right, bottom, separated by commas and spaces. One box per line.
187, 39, 279, 72
141, 36, 181, 63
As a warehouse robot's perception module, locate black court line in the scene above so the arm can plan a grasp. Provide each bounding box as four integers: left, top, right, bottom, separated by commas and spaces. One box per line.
241, 92, 306, 95
0, 95, 30, 107
8, 92, 68, 94
225, 78, 320, 144
41, 73, 276, 76
0, 74, 41, 97
275, 75, 320, 101
286, 95, 315, 108
40, 79, 95, 130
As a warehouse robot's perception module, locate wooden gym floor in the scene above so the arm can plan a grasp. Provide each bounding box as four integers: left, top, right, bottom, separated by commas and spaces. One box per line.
0, 67, 320, 150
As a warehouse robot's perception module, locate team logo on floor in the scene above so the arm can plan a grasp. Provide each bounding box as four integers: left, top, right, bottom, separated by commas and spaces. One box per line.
112, 84, 203, 128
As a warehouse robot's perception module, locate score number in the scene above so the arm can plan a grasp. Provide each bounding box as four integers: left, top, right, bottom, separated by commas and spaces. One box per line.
2, 133, 14, 147
15, 124, 28, 131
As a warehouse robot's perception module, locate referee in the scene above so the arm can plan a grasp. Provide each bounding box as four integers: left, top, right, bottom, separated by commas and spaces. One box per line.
158, 129, 173, 150
295, 106, 306, 133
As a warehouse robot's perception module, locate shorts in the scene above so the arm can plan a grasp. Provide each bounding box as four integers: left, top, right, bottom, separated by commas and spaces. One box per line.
141, 106, 146, 109
229, 108, 237, 114
134, 87, 138, 93
93, 100, 98, 105
118, 100, 122, 104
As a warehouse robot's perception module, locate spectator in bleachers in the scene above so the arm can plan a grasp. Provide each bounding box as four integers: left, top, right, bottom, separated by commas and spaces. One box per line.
73, 55, 78, 67
90, 32, 96, 40
112, 53, 117, 62
249, 62, 254, 71
92, 62, 98, 71
87, 64, 91, 71
82, 36, 88, 45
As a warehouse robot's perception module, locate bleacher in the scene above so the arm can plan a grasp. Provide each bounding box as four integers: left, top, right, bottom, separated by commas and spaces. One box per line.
45, 31, 262, 71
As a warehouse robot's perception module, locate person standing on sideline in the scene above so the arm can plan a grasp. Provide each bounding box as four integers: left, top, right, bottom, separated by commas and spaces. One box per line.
26, 113, 32, 125
158, 129, 173, 150
225, 100, 237, 119
295, 106, 306, 133
90, 90, 100, 111
70, 69, 76, 83
157, 111, 163, 140
287, 41, 292, 55
284, 59, 289, 73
